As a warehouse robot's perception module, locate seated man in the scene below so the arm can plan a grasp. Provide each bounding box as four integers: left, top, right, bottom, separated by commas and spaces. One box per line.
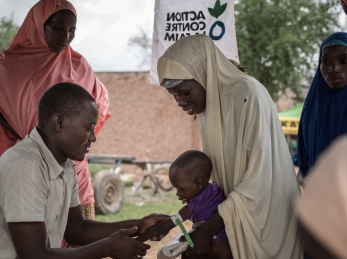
0, 82, 168, 259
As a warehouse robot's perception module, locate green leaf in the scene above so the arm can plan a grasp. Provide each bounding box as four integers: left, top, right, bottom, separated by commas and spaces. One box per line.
208, 0, 228, 19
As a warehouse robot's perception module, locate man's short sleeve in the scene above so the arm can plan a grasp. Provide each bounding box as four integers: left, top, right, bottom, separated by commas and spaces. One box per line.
0, 159, 46, 222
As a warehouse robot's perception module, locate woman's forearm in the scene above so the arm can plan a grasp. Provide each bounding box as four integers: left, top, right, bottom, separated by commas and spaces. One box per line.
200, 211, 225, 235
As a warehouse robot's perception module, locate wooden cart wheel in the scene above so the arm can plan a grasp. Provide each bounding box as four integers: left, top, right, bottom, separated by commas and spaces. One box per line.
152, 164, 173, 192
92, 170, 124, 214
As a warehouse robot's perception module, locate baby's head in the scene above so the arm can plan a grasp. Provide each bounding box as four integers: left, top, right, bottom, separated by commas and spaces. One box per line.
169, 150, 212, 204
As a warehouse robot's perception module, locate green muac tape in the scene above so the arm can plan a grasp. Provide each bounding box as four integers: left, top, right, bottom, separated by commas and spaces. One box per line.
175, 218, 194, 248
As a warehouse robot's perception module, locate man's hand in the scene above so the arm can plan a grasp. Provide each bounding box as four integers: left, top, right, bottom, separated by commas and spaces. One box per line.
108, 227, 150, 259
137, 213, 170, 236
136, 219, 172, 242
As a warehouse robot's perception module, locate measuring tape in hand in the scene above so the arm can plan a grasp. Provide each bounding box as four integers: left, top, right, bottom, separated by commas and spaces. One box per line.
171, 213, 194, 248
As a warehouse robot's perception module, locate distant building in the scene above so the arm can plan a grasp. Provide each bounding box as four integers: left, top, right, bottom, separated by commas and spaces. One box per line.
92, 71, 300, 160
91, 71, 201, 161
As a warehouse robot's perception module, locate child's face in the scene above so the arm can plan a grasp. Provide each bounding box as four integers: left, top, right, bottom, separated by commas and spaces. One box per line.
169, 168, 202, 204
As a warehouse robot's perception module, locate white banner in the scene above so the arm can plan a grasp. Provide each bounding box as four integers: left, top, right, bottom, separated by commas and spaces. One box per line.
150, 0, 238, 85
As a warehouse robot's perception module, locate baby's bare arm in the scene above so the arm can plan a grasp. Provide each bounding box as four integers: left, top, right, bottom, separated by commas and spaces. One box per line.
178, 205, 190, 221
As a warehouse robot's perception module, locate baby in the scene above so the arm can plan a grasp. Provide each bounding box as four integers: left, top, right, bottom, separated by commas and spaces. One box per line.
137, 150, 233, 259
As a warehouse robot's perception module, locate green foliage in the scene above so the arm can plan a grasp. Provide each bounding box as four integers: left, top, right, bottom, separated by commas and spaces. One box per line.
234, 0, 341, 101
0, 14, 19, 52
208, 0, 228, 19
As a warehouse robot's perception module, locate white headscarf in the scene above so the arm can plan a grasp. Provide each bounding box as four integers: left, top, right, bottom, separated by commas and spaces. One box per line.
158, 34, 303, 259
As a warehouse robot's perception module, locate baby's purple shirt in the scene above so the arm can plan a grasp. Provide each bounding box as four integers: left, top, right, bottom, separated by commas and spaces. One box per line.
188, 183, 227, 242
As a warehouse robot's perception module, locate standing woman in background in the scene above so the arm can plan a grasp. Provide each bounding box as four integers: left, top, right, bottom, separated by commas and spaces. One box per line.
296, 32, 347, 184
0, 0, 111, 245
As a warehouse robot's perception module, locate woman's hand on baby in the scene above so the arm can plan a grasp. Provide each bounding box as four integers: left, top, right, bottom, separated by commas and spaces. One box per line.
183, 227, 214, 256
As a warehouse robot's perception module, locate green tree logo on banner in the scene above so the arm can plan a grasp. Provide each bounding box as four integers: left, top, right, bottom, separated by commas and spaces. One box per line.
208, 0, 227, 40
208, 0, 227, 18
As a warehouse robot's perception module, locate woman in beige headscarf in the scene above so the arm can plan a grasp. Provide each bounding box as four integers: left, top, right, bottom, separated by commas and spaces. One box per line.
157, 34, 303, 259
